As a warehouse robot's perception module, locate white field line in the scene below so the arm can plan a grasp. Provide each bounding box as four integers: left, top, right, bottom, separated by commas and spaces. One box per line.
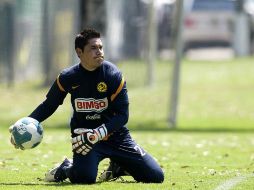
214, 174, 254, 190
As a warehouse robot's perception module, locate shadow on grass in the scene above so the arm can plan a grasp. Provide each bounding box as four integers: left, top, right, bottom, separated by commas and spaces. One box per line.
42, 120, 254, 134
0, 182, 70, 186
134, 127, 254, 133
0, 180, 137, 186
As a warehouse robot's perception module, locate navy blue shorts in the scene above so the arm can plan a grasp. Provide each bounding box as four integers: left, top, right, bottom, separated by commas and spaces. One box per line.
67, 133, 164, 184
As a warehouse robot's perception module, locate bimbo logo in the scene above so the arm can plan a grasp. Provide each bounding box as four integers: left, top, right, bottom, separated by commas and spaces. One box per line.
75, 98, 108, 112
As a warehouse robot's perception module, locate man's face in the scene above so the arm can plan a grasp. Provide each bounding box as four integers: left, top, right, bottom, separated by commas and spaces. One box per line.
78, 38, 104, 71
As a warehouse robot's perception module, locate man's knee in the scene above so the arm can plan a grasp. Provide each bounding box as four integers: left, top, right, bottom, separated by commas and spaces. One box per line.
137, 168, 164, 183
69, 175, 96, 184
152, 168, 164, 183
68, 166, 97, 184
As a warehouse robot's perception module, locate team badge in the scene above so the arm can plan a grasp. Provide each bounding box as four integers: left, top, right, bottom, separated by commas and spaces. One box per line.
97, 82, 107, 92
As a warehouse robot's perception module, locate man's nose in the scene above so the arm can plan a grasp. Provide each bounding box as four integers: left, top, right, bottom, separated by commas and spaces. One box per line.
97, 49, 103, 55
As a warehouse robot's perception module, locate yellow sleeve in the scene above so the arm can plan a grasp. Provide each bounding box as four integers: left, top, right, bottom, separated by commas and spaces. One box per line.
56, 74, 66, 92
110, 76, 125, 101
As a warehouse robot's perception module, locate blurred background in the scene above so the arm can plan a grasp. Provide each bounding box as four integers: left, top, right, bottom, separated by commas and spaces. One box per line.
0, 0, 254, 130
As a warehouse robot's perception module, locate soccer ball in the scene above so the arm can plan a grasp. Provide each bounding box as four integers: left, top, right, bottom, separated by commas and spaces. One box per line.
10, 117, 43, 149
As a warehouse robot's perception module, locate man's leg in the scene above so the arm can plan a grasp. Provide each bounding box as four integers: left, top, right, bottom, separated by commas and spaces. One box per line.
115, 146, 164, 183
99, 139, 164, 183
45, 158, 72, 182
98, 160, 129, 182
67, 152, 101, 184
45, 148, 105, 184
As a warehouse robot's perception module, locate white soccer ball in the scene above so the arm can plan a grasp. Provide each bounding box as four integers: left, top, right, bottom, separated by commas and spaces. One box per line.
11, 117, 43, 149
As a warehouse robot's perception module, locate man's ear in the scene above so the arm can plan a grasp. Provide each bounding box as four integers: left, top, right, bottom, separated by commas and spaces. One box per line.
75, 48, 82, 58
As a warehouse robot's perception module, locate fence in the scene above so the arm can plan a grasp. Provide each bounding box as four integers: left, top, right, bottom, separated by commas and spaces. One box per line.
0, 0, 175, 86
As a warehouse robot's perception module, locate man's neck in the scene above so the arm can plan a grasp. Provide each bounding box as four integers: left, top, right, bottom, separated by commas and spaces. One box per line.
80, 62, 97, 71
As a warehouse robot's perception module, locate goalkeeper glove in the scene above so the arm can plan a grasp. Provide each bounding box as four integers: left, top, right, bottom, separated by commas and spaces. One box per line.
9, 125, 21, 149
71, 124, 107, 155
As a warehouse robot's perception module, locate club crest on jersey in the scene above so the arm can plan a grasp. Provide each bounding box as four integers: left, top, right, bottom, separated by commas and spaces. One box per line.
97, 82, 107, 92
75, 98, 108, 112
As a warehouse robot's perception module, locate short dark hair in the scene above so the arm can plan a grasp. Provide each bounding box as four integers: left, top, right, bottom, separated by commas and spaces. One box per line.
75, 28, 101, 50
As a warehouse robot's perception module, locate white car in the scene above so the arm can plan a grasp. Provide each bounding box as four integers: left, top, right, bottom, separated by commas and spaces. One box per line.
183, 0, 236, 50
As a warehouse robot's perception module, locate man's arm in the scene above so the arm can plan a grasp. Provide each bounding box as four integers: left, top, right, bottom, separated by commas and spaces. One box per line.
105, 83, 129, 134
29, 80, 67, 122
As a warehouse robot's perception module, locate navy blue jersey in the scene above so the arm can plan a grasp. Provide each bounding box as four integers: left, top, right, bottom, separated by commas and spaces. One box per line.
29, 61, 129, 138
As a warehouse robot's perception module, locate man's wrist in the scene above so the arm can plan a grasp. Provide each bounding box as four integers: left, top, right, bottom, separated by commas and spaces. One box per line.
96, 124, 108, 140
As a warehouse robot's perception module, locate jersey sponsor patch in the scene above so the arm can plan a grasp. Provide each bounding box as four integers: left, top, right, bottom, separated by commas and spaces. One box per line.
75, 98, 108, 112
86, 114, 101, 120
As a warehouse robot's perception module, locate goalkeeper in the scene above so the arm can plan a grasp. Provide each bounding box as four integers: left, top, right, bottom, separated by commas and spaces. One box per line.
10, 28, 164, 184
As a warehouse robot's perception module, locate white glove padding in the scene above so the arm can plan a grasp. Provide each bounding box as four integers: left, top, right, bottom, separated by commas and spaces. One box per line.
9, 125, 21, 149
71, 124, 107, 155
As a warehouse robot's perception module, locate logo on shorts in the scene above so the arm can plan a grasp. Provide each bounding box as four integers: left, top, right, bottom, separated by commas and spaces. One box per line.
75, 98, 108, 112
97, 82, 107, 92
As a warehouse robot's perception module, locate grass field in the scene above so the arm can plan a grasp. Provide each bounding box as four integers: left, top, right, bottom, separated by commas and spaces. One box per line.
0, 57, 254, 189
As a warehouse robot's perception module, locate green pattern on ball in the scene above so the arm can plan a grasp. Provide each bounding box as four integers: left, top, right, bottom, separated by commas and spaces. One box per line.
37, 124, 43, 135
31, 142, 40, 148
12, 127, 32, 146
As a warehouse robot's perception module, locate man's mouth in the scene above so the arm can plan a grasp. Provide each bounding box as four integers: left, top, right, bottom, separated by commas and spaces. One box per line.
95, 56, 104, 60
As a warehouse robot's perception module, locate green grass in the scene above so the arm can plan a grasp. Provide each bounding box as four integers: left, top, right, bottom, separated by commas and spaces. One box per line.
0, 57, 254, 189
1, 130, 254, 189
